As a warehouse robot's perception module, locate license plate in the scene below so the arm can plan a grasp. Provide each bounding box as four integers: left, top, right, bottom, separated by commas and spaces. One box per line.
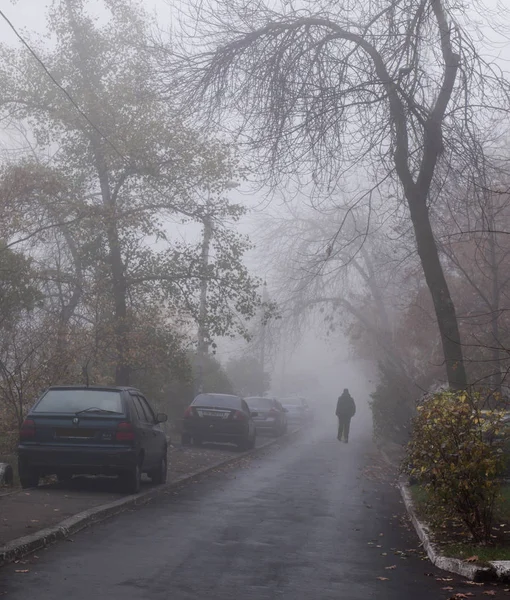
199, 410, 228, 418
55, 428, 95, 439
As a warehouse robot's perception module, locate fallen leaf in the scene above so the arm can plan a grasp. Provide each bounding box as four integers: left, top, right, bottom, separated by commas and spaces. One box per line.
15, 570, 29, 573
437, 577, 454, 582
483, 591, 496, 596
442, 586, 454, 591
385, 565, 397, 570
376, 577, 389, 581
465, 556, 479, 563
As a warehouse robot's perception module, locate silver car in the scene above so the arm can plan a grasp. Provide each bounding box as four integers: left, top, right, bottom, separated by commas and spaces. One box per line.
280, 397, 313, 425
245, 397, 288, 436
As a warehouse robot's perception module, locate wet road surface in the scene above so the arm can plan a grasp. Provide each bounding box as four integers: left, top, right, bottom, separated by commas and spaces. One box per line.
0, 426, 499, 599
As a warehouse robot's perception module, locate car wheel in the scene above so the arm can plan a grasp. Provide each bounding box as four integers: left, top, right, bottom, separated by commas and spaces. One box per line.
19, 462, 39, 489
236, 438, 248, 451
56, 470, 73, 483
181, 433, 191, 446
122, 461, 141, 494
239, 434, 256, 451
150, 452, 167, 485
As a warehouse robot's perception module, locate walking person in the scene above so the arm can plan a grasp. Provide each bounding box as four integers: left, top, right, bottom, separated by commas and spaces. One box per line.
336, 389, 356, 443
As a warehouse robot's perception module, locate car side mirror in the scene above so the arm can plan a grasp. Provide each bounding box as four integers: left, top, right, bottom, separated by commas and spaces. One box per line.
250, 411, 258, 418
156, 413, 168, 424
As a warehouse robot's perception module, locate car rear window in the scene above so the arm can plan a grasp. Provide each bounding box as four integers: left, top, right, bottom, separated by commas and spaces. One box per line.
281, 398, 302, 406
33, 389, 123, 414
192, 394, 241, 409
246, 397, 273, 409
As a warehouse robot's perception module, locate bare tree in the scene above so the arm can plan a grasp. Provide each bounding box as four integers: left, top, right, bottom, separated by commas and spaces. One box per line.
167, 0, 510, 389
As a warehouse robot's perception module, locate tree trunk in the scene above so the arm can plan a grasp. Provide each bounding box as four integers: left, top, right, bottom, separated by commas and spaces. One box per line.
196, 211, 213, 395
488, 229, 502, 394
407, 193, 467, 389
96, 157, 130, 386
64, 0, 130, 386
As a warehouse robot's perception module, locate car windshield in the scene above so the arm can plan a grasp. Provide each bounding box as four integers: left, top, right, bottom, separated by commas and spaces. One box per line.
246, 397, 273, 409
192, 394, 241, 409
33, 389, 123, 414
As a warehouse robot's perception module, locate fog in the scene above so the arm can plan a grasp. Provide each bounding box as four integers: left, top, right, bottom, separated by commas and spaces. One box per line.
2, 3, 510, 597
0, 0, 509, 449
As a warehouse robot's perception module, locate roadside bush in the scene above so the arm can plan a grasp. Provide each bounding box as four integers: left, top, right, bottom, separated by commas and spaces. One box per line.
406, 390, 507, 543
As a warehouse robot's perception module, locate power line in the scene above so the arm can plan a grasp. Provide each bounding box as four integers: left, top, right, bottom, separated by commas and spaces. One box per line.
0, 8, 126, 162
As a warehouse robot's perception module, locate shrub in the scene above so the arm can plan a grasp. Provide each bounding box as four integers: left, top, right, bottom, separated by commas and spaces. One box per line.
406, 390, 507, 543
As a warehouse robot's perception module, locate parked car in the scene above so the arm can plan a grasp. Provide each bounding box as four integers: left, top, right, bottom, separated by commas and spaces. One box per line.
18, 385, 168, 494
181, 393, 257, 451
245, 397, 288, 436
280, 397, 313, 425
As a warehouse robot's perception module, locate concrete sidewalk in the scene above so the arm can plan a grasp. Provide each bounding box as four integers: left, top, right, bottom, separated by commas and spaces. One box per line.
0, 441, 259, 548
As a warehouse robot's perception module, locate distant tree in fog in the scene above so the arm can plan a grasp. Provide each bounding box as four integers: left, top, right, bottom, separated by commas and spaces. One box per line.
166, 0, 510, 390
225, 355, 271, 397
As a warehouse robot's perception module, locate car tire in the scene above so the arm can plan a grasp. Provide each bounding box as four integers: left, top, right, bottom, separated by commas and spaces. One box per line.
181, 433, 191, 446
238, 434, 256, 451
122, 461, 141, 494
236, 438, 248, 452
56, 470, 73, 483
19, 463, 39, 489
150, 452, 167, 485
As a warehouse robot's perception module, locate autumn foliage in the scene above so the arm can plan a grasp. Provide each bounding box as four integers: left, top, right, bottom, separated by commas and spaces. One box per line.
407, 391, 508, 543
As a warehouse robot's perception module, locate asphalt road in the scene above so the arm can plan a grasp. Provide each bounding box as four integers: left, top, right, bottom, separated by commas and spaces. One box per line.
0, 423, 500, 599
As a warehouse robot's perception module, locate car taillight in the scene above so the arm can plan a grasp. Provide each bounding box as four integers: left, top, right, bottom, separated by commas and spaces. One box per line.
116, 422, 135, 441
232, 410, 246, 421
20, 419, 35, 440
183, 407, 193, 418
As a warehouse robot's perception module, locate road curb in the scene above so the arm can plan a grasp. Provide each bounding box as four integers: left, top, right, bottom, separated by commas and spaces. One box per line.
0, 427, 302, 568
398, 477, 495, 581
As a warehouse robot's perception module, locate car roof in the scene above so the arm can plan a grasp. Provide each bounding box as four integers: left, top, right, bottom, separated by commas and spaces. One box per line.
195, 392, 240, 398
46, 385, 140, 392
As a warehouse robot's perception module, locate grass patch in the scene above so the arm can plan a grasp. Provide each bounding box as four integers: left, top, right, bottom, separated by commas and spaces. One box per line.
409, 483, 510, 563
443, 543, 510, 562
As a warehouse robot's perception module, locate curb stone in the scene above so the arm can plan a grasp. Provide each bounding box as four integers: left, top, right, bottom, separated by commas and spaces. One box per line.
0, 427, 302, 568
398, 477, 507, 581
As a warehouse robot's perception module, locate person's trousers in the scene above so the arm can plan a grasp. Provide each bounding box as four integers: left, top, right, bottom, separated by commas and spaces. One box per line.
337, 416, 351, 441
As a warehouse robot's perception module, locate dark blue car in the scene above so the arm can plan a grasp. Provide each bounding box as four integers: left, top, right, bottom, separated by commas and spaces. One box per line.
18, 385, 168, 493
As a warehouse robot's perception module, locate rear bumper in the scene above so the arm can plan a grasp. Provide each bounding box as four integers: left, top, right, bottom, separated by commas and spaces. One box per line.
253, 419, 280, 432
18, 444, 137, 474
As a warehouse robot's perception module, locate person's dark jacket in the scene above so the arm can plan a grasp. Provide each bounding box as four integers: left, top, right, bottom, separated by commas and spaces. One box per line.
336, 392, 356, 418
